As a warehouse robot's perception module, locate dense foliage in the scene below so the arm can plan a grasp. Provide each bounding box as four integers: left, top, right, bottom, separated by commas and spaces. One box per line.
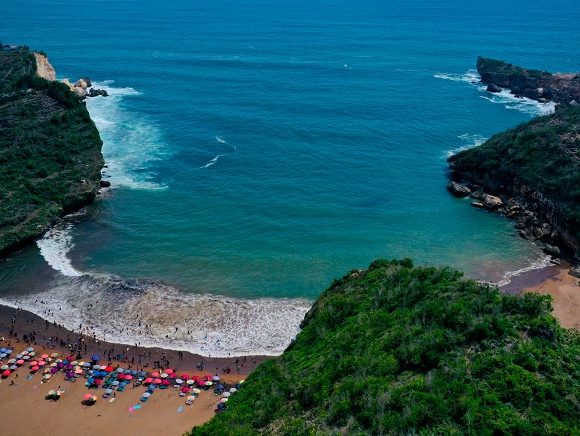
191, 259, 580, 435
449, 106, 580, 243
477, 57, 550, 80
0, 50, 103, 255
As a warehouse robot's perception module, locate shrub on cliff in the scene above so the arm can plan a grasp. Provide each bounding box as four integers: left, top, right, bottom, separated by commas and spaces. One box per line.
190, 259, 580, 435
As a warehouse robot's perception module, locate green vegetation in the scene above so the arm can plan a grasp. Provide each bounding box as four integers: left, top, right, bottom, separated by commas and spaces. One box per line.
449, 106, 580, 244
477, 57, 550, 81
0, 49, 103, 255
191, 259, 580, 435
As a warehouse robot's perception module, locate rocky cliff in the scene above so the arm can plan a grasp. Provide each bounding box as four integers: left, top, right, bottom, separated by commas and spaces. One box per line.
448, 105, 580, 262
477, 57, 580, 106
0, 48, 104, 256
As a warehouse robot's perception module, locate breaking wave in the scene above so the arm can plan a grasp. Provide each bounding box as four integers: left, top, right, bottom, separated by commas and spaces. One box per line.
0, 273, 311, 357
85, 81, 168, 190
434, 70, 556, 116
446, 133, 488, 158
494, 254, 554, 288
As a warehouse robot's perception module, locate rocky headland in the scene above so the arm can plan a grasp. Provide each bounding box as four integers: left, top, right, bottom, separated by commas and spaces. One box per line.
0, 47, 107, 256
477, 56, 580, 106
448, 59, 580, 274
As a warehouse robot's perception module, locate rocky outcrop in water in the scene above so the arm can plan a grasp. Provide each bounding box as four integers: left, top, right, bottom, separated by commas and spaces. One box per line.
477, 57, 580, 106
448, 102, 580, 264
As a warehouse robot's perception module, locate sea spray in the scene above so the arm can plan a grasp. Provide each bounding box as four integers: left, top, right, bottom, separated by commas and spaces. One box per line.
85, 81, 168, 190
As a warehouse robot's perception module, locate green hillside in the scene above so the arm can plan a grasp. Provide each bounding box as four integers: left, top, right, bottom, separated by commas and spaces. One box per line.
191, 259, 580, 435
0, 49, 103, 256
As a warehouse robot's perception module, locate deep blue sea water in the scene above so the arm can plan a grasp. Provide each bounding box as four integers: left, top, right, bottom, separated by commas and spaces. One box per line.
1, 0, 579, 355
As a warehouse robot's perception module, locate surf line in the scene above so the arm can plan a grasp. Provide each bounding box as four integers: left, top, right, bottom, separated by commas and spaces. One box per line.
198, 136, 237, 169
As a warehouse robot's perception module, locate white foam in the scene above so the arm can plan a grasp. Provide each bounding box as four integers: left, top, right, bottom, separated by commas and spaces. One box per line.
199, 154, 225, 169
479, 89, 556, 116
36, 222, 83, 277
446, 133, 488, 157
0, 274, 312, 357
434, 69, 481, 84
85, 81, 168, 190
434, 69, 556, 116
494, 254, 553, 287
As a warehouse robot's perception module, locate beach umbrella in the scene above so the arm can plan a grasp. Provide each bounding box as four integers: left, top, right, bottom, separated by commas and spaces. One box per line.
31, 365, 40, 372
116, 368, 124, 373
105, 366, 113, 372
229, 387, 237, 393
117, 373, 125, 380
180, 386, 190, 393
94, 379, 103, 385
0, 365, 8, 370
222, 392, 231, 397
51, 353, 59, 358
15, 354, 22, 359
8, 359, 16, 364
43, 374, 51, 380
0, 353, 6, 359
26, 347, 33, 352
112, 380, 119, 386
162, 380, 170, 386
192, 388, 201, 394
83, 393, 92, 400
23, 356, 30, 360
9, 365, 17, 370
175, 379, 184, 385
82, 362, 90, 368
91, 354, 100, 361
151, 372, 160, 377
212, 375, 220, 381
125, 375, 133, 381
105, 388, 113, 394
16, 360, 24, 366
48, 390, 56, 395
75, 368, 83, 375
187, 395, 195, 402
92, 364, 100, 370
38, 360, 46, 366
41, 354, 49, 359
206, 381, 213, 386
186, 380, 194, 385
220, 398, 228, 403
142, 392, 151, 398
29, 352, 36, 357
153, 378, 162, 384
2, 370, 10, 377
71, 361, 78, 366
180, 373, 190, 380
160, 373, 168, 379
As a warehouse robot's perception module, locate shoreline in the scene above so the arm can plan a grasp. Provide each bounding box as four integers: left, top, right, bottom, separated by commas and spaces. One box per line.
0, 304, 270, 379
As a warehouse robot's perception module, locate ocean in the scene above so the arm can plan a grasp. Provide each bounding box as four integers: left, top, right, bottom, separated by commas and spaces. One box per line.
1, 0, 579, 356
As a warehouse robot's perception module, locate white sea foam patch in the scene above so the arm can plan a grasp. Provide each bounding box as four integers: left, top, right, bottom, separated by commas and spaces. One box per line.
36, 221, 83, 277
494, 254, 553, 288
0, 274, 311, 357
85, 81, 168, 190
434, 69, 481, 84
446, 133, 488, 158
199, 136, 238, 169
479, 89, 556, 116
434, 70, 556, 116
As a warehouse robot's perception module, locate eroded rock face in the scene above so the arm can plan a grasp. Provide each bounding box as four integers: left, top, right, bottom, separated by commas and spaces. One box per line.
33, 52, 56, 81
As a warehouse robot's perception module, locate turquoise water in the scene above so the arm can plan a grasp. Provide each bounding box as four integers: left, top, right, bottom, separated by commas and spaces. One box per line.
1, 0, 579, 355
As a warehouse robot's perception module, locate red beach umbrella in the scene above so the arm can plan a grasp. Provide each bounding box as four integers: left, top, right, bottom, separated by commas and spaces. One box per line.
125, 375, 133, 380
31, 365, 39, 372
2, 370, 11, 377
180, 373, 190, 380
162, 380, 170, 386
83, 393, 92, 401
94, 379, 103, 385
105, 366, 114, 372
117, 374, 125, 380
151, 372, 160, 377
144, 377, 153, 384
153, 378, 162, 384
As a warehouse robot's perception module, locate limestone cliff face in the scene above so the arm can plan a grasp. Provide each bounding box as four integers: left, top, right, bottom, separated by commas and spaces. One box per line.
33, 52, 56, 81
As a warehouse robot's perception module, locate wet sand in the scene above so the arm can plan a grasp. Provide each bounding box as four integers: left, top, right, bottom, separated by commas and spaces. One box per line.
501, 263, 580, 330
0, 304, 270, 436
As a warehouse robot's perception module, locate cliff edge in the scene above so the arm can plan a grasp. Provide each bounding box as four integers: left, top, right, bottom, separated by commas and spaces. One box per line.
477, 56, 580, 106
0, 47, 104, 256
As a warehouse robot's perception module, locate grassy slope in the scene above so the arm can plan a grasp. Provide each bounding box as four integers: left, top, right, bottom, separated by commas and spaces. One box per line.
0, 50, 103, 255
191, 259, 580, 435
449, 106, 580, 243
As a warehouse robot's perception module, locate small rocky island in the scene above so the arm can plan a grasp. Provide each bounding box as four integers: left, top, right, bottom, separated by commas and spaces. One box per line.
448, 58, 580, 273
0, 46, 106, 256
477, 56, 580, 106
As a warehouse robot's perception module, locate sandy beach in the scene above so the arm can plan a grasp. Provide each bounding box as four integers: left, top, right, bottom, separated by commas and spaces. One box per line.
0, 305, 269, 436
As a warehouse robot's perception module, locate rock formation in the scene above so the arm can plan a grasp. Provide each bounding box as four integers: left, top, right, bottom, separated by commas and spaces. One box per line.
477, 57, 580, 106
